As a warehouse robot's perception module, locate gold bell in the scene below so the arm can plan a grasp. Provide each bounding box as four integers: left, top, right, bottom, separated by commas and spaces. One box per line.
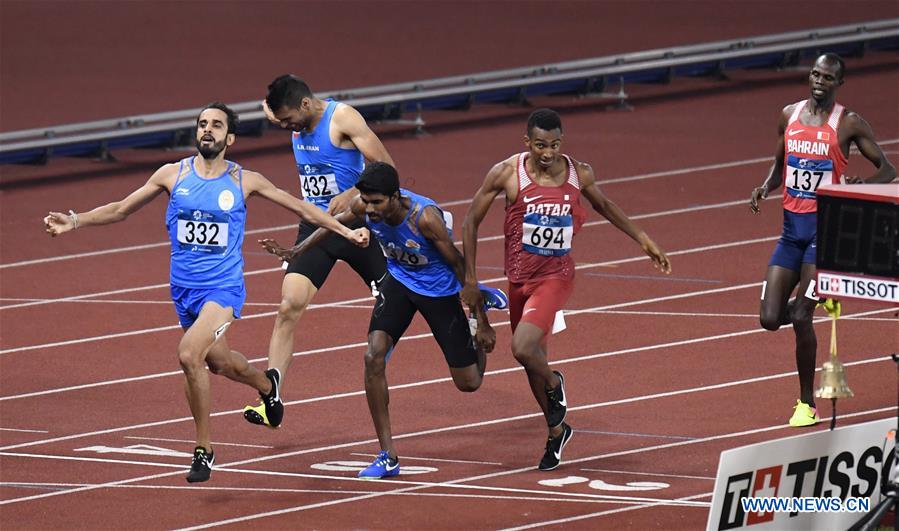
816, 358, 854, 399
815, 298, 854, 399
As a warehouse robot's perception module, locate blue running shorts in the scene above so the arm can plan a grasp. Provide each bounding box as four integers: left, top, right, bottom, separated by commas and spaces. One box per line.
170, 284, 246, 328
768, 210, 817, 272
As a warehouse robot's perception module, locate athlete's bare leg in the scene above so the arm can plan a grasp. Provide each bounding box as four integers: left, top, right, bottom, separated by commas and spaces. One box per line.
267, 273, 318, 383
177, 302, 234, 451
791, 263, 819, 406
206, 336, 271, 394
512, 322, 564, 437
364, 331, 397, 459
448, 351, 484, 392
759, 265, 799, 331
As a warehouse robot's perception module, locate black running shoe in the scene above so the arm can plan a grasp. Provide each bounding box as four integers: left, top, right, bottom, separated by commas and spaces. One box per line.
538, 423, 573, 471
545, 370, 567, 428
243, 368, 283, 428
186, 446, 214, 483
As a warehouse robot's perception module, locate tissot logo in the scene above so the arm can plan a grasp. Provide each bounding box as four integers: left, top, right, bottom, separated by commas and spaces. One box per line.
716, 446, 888, 530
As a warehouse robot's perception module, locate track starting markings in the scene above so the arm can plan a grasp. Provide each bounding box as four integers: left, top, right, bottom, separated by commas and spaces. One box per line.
539, 475, 670, 491
74, 444, 192, 458
311, 461, 438, 475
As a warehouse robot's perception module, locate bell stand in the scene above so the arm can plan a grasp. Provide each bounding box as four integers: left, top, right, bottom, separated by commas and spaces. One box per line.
815, 299, 854, 431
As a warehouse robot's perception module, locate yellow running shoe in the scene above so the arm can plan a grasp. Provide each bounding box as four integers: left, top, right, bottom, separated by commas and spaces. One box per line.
789, 400, 820, 427
818, 298, 840, 319
242, 369, 283, 428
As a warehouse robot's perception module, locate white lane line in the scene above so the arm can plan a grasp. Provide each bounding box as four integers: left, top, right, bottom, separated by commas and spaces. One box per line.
0, 145, 804, 273
0, 194, 765, 312
578, 468, 716, 481
585, 310, 758, 318
0, 286, 889, 413
209, 467, 710, 506
0, 451, 709, 508
0, 362, 892, 509
0, 230, 777, 355
350, 452, 503, 466
0, 482, 373, 496
0, 298, 373, 309
1, 276, 766, 400
0, 427, 49, 433
0, 267, 277, 311
0, 481, 653, 505
0, 300, 359, 355
121, 436, 273, 449
595, 136, 899, 186
173, 406, 894, 530
0, 454, 697, 505
11, 135, 895, 274
501, 491, 715, 531
587, 310, 896, 321
0, 321, 891, 456
575, 429, 696, 440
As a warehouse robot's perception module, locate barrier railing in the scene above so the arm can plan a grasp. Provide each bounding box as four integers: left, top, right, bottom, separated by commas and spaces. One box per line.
2, 19, 897, 164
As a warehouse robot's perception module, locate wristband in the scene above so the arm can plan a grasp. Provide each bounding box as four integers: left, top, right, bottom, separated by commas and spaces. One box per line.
68, 210, 79, 229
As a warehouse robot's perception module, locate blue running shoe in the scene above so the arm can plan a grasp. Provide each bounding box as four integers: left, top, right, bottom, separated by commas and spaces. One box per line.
478, 283, 508, 311
358, 450, 400, 479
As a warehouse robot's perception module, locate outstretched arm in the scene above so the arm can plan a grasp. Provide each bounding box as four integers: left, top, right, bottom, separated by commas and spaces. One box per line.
460, 161, 509, 308
579, 162, 672, 274
44, 164, 173, 236
420, 205, 495, 353
244, 170, 369, 246
259, 197, 365, 261
843, 113, 896, 184
750, 106, 790, 213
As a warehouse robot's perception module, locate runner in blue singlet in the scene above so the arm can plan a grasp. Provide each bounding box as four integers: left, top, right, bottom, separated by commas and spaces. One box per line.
44, 103, 369, 483
243, 75, 396, 428
259, 162, 508, 479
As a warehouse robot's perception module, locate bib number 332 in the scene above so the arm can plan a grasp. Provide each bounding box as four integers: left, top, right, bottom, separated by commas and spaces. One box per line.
177, 219, 228, 245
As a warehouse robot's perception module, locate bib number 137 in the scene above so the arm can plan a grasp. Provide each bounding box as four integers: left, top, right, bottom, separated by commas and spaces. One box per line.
790, 168, 824, 191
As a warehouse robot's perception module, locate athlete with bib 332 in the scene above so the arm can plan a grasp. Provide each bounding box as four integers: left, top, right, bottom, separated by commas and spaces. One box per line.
43, 103, 368, 483
462, 109, 671, 470
749, 53, 895, 427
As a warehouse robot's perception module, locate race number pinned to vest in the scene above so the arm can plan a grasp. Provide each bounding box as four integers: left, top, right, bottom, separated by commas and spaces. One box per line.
380, 241, 429, 266
522, 213, 573, 256
298, 163, 338, 199
176, 209, 229, 254
785, 155, 833, 200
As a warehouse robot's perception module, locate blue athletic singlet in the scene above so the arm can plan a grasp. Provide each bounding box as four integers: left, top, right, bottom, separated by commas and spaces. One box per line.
165, 157, 246, 288
292, 99, 365, 210
366, 189, 460, 297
